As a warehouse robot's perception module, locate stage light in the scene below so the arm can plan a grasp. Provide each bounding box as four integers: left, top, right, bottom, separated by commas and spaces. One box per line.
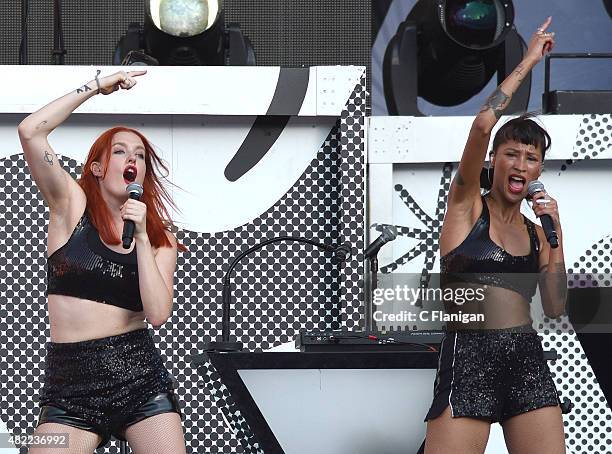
114, 0, 255, 66
384, 0, 530, 115
148, 0, 220, 37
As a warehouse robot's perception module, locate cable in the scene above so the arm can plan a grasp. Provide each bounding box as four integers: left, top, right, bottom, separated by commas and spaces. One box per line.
52, 0, 67, 64
19, 0, 29, 64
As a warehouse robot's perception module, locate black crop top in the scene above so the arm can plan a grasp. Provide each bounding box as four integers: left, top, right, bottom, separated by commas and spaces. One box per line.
47, 211, 143, 312
440, 193, 540, 302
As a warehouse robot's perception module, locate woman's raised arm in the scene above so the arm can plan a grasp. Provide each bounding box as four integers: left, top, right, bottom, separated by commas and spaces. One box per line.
17, 70, 146, 214
449, 17, 555, 206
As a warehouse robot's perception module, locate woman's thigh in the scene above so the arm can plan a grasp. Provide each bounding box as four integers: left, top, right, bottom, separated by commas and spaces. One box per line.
501, 405, 566, 454
124, 412, 186, 454
425, 406, 492, 454
28, 422, 101, 454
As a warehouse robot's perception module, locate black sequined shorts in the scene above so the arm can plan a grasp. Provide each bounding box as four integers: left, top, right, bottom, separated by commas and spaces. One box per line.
424, 324, 560, 424
37, 328, 182, 448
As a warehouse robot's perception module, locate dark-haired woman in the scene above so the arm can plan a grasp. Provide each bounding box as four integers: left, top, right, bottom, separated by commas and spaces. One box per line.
424, 17, 567, 454
18, 70, 187, 453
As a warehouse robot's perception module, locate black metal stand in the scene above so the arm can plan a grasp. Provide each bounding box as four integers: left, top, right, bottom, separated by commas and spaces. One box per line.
205, 236, 350, 353
119, 440, 128, 454
365, 256, 378, 332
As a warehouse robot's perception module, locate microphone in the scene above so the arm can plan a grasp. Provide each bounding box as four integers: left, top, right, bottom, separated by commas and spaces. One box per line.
365, 225, 397, 258
527, 180, 559, 249
122, 182, 144, 249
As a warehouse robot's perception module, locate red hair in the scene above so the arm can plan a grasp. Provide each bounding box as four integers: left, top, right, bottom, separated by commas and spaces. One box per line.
78, 126, 186, 251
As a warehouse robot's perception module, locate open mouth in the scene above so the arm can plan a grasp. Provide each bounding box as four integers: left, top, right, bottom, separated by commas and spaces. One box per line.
508, 175, 526, 194
123, 166, 137, 184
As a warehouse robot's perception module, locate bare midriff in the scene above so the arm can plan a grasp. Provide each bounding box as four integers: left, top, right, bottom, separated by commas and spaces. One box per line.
48, 295, 147, 343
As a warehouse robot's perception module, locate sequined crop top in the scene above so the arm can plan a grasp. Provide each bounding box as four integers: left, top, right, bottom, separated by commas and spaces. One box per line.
440, 193, 540, 302
47, 211, 143, 312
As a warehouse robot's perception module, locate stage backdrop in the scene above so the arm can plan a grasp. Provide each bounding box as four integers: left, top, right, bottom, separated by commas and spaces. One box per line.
0, 65, 365, 453
368, 114, 612, 454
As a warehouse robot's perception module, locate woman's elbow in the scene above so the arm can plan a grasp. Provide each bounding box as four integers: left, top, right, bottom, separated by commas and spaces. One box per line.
17, 121, 35, 141
148, 306, 173, 328
544, 301, 566, 319
472, 115, 493, 136
149, 315, 169, 328
544, 310, 562, 319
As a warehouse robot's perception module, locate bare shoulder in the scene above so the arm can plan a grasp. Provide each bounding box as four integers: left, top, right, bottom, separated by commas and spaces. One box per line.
154, 230, 178, 256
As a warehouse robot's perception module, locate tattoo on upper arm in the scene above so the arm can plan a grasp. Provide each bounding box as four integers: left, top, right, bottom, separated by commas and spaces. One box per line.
481, 87, 510, 119
76, 84, 93, 94
43, 150, 54, 166
35, 120, 48, 130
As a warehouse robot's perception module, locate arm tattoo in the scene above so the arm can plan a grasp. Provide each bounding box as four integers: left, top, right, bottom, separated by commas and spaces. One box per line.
43, 150, 54, 166
35, 120, 48, 130
76, 83, 93, 94
481, 87, 510, 119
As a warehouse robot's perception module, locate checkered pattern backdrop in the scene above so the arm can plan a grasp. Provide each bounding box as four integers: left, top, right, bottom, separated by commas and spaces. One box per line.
0, 77, 365, 453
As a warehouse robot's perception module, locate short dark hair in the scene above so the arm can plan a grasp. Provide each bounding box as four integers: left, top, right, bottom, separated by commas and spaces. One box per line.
492, 113, 551, 161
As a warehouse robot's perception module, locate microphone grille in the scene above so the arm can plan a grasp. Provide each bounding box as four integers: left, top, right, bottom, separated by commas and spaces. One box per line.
382, 225, 397, 241
126, 182, 144, 197
527, 180, 545, 196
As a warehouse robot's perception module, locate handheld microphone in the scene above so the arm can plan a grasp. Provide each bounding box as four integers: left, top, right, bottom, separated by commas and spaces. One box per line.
527, 180, 559, 249
122, 182, 144, 249
365, 226, 397, 258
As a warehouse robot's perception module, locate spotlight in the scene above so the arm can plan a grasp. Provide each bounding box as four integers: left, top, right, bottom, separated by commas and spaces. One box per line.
384, 0, 530, 115
114, 0, 255, 66
150, 0, 219, 38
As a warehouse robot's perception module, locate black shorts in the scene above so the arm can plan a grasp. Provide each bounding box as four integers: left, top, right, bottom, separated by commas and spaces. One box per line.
424, 324, 560, 424
36, 328, 182, 448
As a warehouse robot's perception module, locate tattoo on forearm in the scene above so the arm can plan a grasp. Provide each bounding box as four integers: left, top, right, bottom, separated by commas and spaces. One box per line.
35, 120, 48, 130
455, 172, 465, 186
43, 150, 53, 166
513, 63, 525, 83
481, 87, 510, 119
76, 84, 93, 94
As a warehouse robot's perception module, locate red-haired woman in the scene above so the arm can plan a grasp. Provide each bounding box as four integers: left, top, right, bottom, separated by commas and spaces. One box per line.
18, 70, 186, 453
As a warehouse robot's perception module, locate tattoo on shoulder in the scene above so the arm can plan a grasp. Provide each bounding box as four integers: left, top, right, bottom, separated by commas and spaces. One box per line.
481, 87, 510, 119
76, 84, 93, 94
43, 150, 53, 166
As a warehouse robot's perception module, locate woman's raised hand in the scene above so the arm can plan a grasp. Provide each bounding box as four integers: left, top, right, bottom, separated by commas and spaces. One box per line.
525, 17, 556, 64
97, 70, 147, 95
